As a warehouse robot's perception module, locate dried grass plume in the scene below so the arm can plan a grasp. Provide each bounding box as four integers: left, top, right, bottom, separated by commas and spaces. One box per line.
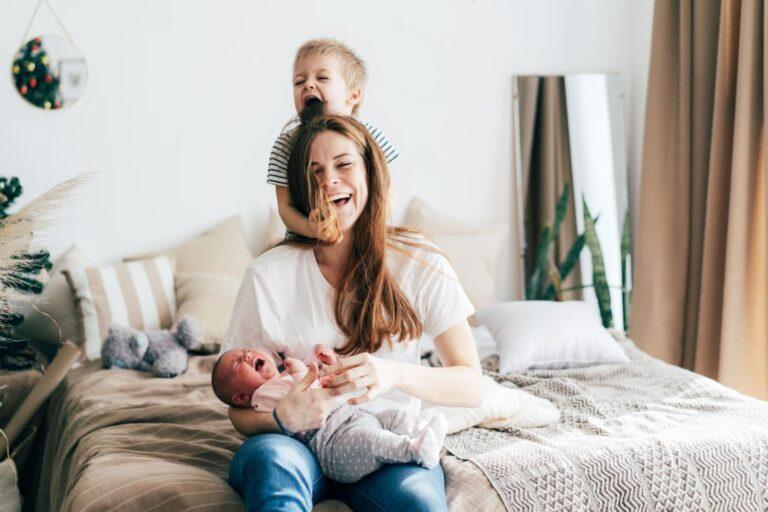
0, 174, 92, 318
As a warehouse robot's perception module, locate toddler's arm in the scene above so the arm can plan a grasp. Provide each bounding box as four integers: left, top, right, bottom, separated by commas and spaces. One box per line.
276, 186, 316, 238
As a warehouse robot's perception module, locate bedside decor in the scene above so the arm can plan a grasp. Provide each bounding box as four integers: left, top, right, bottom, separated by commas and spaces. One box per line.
0, 174, 87, 368
11, 0, 88, 110
0, 341, 81, 512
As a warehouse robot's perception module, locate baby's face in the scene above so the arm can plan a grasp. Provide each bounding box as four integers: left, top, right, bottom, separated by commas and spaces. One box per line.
219, 348, 278, 396
293, 54, 359, 115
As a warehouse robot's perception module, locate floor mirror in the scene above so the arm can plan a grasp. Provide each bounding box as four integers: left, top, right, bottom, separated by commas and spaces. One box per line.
512, 74, 631, 330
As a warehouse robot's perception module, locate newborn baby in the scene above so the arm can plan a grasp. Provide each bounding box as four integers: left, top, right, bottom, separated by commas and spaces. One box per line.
212, 345, 448, 483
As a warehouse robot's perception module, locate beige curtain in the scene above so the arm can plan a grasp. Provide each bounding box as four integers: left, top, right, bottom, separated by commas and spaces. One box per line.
632, 0, 768, 399
518, 76, 582, 297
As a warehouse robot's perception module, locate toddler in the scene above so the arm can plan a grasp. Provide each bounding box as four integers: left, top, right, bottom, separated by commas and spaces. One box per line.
269, 39, 398, 242
212, 345, 447, 483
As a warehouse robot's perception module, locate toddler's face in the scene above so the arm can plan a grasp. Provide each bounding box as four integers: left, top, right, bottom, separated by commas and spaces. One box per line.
293, 54, 360, 116
219, 348, 278, 398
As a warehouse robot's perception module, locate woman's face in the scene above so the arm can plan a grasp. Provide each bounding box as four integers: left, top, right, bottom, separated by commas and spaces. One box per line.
309, 130, 368, 233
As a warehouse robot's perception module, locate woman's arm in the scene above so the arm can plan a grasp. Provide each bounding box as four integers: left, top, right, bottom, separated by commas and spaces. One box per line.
320, 319, 483, 408
397, 320, 483, 406
227, 362, 338, 436
229, 407, 281, 437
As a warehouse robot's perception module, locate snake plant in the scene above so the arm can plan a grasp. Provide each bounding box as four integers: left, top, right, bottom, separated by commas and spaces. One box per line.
525, 184, 631, 329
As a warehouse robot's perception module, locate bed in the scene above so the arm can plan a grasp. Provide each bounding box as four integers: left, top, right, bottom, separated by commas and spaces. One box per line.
34, 334, 768, 512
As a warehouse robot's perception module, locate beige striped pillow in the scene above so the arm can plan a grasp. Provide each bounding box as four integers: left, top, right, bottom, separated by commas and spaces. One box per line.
64, 256, 176, 360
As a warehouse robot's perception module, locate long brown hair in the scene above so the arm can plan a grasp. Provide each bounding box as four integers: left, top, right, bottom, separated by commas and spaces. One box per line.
283, 106, 425, 355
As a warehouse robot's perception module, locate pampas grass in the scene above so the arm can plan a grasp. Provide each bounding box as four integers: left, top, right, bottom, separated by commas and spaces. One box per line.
0, 174, 91, 337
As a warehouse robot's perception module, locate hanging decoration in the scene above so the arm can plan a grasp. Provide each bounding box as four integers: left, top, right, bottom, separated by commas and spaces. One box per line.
11, 0, 88, 110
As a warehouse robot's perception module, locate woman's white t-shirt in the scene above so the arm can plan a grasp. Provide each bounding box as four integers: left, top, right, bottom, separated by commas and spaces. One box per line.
220, 240, 474, 416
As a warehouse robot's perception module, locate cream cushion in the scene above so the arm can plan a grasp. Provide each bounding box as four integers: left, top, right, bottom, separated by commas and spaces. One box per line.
265, 207, 287, 245
422, 376, 559, 434
126, 216, 253, 280
17, 245, 89, 350
175, 272, 240, 351
403, 197, 507, 309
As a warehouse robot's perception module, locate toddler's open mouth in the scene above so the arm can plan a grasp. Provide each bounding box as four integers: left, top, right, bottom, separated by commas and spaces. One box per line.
254, 358, 264, 371
304, 95, 321, 107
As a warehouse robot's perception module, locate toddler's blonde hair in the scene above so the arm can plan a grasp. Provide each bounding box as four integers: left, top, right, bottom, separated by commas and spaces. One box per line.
294, 38, 367, 114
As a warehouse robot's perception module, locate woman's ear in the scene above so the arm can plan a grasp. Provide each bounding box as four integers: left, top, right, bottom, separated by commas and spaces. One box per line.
232, 392, 251, 406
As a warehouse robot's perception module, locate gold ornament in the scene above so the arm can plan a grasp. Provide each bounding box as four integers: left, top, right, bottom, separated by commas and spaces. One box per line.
26, 62, 35, 72
12, 65, 19, 74
41, 56, 49, 65
43, 101, 51, 110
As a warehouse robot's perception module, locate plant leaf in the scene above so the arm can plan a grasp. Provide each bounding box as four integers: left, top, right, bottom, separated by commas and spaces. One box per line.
621, 211, 632, 330
548, 258, 564, 301
543, 234, 585, 300
526, 225, 551, 299
582, 197, 613, 328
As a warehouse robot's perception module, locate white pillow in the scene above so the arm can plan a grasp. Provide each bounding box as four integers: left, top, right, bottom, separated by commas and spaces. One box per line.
475, 301, 629, 374
403, 197, 507, 309
418, 325, 497, 361
472, 325, 498, 361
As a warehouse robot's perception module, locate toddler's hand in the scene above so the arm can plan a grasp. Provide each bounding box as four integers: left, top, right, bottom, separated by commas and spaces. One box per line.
309, 208, 343, 245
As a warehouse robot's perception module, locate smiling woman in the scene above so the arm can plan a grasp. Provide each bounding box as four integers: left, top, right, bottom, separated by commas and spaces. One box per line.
220, 104, 482, 510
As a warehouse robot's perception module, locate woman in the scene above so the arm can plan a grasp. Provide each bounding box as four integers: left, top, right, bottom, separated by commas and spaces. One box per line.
224, 108, 483, 511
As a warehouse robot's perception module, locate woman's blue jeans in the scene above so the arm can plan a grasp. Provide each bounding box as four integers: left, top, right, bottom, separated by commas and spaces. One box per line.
229, 433, 448, 512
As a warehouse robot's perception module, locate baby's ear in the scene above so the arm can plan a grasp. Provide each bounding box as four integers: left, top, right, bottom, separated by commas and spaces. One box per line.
232, 392, 251, 407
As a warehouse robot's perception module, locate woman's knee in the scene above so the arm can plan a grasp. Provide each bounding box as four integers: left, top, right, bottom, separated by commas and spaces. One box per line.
229, 433, 323, 498
346, 463, 447, 512
394, 465, 447, 512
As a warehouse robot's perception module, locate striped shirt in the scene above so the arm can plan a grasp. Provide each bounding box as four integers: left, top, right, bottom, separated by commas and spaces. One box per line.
267, 117, 399, 187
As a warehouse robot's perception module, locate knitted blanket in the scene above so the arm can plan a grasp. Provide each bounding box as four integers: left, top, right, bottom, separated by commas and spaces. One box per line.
444, 336, 768, 511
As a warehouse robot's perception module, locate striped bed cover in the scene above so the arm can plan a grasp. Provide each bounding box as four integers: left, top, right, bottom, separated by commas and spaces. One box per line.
34, 355, 504, 512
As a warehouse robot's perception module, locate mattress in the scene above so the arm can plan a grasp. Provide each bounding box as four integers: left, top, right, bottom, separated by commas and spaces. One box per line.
33, 355, 503, 512
35, 336, 768, 511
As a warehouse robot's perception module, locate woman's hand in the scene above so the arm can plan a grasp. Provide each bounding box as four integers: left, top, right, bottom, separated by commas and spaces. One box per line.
319, 353, 403, 405
274, 363, 337, 432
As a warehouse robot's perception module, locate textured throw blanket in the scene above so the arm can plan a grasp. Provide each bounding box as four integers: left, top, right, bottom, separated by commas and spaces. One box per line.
444, 334, 768, 511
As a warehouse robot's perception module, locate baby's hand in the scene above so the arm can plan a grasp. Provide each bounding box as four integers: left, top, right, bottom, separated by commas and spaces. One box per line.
314, 344, 337, 367
284, 357, 308, 376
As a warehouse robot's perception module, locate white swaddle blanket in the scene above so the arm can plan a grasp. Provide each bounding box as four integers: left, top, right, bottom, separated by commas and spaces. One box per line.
421, 375, 560, 434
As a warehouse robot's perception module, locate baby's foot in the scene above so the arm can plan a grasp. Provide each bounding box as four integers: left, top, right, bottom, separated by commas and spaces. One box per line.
410, 413, 448, 469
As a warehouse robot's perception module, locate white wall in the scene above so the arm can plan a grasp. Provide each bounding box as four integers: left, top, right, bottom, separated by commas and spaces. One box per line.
0, 0, 653, 301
